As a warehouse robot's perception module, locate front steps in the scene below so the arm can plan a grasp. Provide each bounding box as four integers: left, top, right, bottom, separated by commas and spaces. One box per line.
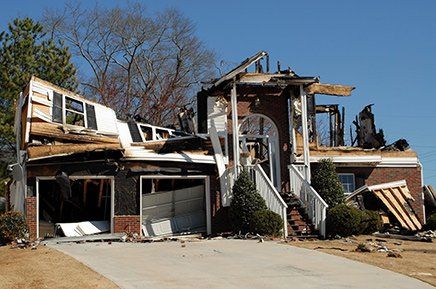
282, 193, 319, 237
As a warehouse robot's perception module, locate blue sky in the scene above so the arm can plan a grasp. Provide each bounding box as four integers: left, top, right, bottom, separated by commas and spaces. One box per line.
1, 0, 436, 183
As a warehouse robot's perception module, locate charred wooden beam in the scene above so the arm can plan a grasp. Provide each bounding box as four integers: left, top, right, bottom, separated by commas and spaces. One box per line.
305, 83, 355, 96
30, 122, 119, 144
27, 143, 121, 159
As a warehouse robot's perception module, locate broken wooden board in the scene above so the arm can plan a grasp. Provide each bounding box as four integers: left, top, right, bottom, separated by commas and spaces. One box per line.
131, 136, 223, 155
305, 83, 355, 96
27, 143, 122, 159
30, 122, 119, 144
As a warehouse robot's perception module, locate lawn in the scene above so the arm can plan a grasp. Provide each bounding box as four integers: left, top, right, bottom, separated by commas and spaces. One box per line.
0, 245, 118, 289
289, 235, 436, 286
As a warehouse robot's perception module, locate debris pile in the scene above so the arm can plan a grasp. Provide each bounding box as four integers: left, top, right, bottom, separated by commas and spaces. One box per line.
10, 238, 41, 250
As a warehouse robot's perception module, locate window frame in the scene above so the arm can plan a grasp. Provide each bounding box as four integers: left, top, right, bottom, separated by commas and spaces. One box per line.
63, 95, 87, 128
338, 173, 356, 194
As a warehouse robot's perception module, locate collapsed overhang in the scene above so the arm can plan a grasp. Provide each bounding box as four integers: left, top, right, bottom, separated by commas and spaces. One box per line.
346, 180, 422, 231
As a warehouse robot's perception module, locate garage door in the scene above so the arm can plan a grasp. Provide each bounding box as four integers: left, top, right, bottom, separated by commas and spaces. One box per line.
141, 178, 206, 237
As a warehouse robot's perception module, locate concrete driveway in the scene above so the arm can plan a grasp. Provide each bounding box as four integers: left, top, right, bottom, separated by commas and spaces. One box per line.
52, 239, 433, 289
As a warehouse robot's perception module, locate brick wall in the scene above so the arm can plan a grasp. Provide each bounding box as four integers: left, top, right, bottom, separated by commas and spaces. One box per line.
114, 215, 141, 234
335, 166, 424, 222
25, 197, 37, 240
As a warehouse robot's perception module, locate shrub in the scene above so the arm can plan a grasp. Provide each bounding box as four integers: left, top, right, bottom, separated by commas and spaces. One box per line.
0, 211, 28, 244
326, 204, 361, 237
250, 209, 283, 237
359, 210, 382, 234
426, 213, 436, 230
311, 159, 344, 208
229, 170, 266, 233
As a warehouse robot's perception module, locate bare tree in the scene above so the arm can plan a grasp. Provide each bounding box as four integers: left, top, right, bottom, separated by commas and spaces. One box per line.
44, 2, 216, 126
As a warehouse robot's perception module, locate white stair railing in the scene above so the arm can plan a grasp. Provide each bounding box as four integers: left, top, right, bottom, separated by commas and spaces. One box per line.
246, 164, 288, 237
289, 164, 328, 237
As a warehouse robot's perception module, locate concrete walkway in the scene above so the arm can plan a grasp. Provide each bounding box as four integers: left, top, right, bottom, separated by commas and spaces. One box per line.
52, 239, 433, 289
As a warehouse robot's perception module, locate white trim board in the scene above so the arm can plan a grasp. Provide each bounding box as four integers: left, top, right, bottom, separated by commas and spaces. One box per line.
294, 156, 419, 167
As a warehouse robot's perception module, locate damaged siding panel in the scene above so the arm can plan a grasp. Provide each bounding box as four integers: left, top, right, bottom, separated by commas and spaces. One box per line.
207, 97, 227, 134
95, 105, 118, 135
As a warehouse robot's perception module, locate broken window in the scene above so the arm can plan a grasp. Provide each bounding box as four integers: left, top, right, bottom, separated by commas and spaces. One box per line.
65, 96, 85, 127
338, 173, 355, 194
155, 129, 170, 140
140, 125, 153, 141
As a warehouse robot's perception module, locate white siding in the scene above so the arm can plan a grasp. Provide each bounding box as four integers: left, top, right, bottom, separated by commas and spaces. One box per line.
95, 104, 119, 135
207, 97, 227, 134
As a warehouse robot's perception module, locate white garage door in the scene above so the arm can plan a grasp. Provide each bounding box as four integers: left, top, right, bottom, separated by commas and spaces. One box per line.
141, 178, 206, 237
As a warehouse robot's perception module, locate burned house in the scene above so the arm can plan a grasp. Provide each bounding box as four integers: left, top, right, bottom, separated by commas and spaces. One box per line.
9, 51, 426, 240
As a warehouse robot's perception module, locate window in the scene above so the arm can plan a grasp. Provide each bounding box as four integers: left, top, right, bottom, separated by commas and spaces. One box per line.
65, 96, 85, 127
155, 129, 170, 140
140, 125, 153, 141
338, 174, 355, 194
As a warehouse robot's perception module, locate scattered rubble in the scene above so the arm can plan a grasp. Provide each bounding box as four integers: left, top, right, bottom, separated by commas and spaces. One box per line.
355, 243, 373, 252
10, 238, 41, 250
387, 251, 402, 258
373, 231, 434, 242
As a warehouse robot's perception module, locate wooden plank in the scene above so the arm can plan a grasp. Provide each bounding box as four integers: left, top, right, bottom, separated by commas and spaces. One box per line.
27, 143, 121, 159
392, 187, 422, 229
372, 189, 411, 230
382, 188, 417, 230
305, 83, 354, 96
30, 122, 119, 144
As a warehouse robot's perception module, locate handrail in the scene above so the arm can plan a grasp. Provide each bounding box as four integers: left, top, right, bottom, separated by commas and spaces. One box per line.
253, 164, 288, 208
290, 165, 329, 208
246, 164, 288, 237
289, 164, 328, 237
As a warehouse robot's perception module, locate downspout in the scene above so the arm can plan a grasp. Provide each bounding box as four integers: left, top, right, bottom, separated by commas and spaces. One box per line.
418, 160, 426, 224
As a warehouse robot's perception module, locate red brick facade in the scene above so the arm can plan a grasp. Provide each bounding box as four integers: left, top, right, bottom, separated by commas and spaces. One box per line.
335, 166, 425, 222
227, 91, 291, 191
114, 215, 141, 234
25, 197, 37, 240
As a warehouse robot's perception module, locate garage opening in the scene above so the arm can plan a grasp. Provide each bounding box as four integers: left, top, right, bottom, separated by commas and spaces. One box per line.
37, 176, 113, 238
140, 176, 210, 237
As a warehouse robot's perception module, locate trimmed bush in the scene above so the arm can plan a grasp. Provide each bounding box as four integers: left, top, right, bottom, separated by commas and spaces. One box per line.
359, 210, 382, 234
0, 211, 28, 244
250, 209, 283, 237
311, 159, 344, 208
326, 204, 361, 237
229, 170, 266, 233
426, 213, 436, 230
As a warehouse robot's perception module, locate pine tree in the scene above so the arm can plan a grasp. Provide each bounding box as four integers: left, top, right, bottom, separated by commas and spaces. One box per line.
0, 18, 77, 150
229, 170, 267, 233
311, 159, 344, 208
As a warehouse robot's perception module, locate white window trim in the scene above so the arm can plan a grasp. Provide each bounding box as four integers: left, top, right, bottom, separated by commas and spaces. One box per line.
62, 95, 88, 129
338, 173, 356, 194
137, 124, 174, 142
139, 175, 211, 236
